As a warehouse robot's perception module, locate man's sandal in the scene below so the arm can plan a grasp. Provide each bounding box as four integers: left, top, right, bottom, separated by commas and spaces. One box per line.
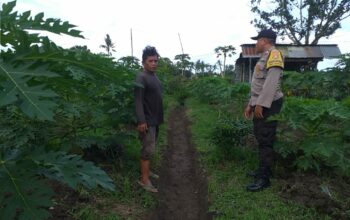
150, 171, 159, 179
137, 181, 158, 193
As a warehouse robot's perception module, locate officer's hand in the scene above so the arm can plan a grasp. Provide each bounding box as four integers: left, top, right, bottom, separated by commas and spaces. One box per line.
254, 105, 264, 118
244, 105, 253, 119
137, 123, 148, 133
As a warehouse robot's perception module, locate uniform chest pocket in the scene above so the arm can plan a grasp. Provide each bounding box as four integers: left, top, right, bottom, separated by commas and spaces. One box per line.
254, 63, 266, 79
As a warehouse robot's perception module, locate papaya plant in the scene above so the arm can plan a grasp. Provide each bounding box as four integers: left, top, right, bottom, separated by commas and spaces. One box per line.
283, 69, 350, 100
189, 76, 249, 105
272, 97, 350, 175
0, 1, 135, 219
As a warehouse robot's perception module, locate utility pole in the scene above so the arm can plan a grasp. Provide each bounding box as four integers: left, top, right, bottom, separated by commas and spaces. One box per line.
130, 28, 134, 57
178, 33, 184, 76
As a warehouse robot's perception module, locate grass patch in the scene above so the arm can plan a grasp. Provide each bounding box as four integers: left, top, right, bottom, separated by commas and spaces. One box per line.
69, 137, 158, 219
186, 97, 330, 220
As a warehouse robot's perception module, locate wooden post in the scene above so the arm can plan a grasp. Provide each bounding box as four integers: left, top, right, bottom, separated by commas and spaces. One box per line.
130, 28, 133, 57
178, 33, 184, 76
249, 58, 252, 83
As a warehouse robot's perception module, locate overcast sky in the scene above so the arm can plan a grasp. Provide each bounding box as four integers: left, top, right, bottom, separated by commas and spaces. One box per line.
5, 0, 350, 69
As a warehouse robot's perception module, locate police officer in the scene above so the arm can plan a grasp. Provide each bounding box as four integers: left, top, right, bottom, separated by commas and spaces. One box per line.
244, 29, 284, 192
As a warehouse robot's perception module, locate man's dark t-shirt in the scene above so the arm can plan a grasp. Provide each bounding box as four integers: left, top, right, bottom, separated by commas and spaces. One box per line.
134, 71, 164, 126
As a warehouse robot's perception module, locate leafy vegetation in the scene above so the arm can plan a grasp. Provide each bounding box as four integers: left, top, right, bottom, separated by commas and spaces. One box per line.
187, 97, 326, 220
185, 51, 350, 219
214, 45, 236, 77
211, 117, 252, 160
189, 76, 249, 105
283, 70, 350, 100
0, 1, 136, 218
166, 76, 190, 106
174, 53, 193, 77
272, 97, 350, 174
1, 0, 350, 219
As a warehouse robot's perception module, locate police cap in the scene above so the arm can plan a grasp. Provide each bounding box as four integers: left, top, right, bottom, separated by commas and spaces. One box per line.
251, 29, 277, 40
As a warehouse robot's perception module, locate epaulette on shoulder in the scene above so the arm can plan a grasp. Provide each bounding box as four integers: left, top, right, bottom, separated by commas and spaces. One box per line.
266, 49, 284, 69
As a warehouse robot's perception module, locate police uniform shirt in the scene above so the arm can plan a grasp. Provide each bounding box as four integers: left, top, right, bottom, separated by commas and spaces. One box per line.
249, 47, 284, 108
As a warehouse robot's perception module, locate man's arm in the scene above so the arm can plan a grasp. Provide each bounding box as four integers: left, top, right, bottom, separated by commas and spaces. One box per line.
254, 67, 282, 118
135, 75, 147, 132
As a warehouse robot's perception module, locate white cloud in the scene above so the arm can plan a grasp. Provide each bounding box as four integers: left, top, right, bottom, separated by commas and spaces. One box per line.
4, 0, 350, 68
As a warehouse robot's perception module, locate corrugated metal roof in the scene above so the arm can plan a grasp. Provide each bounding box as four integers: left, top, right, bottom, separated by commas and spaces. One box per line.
284, 46, 323, 58
240, 44, 341, 59
320, 46, 342, 58
241, 45, 257, 58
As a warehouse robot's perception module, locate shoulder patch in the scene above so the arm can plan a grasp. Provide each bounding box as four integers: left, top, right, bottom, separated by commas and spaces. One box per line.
266, 50, 284, 69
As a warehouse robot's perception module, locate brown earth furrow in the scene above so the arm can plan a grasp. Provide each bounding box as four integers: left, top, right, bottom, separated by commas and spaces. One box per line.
148, 106, 210, 220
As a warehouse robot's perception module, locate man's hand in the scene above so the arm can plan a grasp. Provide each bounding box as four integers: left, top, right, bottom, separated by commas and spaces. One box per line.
244, 105, 253, 119
254, 105, 264, 118
137, 123, 148, 133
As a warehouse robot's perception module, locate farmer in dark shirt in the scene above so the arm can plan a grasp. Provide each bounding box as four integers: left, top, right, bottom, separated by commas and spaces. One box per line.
135, 46, 163, 193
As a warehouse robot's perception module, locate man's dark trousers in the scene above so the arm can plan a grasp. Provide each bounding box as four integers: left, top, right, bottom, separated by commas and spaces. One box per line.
253, 98, 283, 178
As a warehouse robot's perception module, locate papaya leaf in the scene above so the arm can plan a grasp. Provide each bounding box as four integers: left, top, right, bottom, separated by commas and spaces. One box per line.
66, 65, 88, 80
1, 0, 16, 15
301, 138, 334, 158
295, 156, 319, 172
327, 103, 350, 119
32, 151, 115, 192
1, 1, 84, 39
0, 60, 58, 121
0, 153, 53, 220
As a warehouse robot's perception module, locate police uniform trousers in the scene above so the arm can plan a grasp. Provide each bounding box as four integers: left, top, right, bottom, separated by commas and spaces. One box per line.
253, 98, 283, 177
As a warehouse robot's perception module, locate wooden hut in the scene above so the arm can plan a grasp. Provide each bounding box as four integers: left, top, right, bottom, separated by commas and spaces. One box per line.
235, 44, 341, 82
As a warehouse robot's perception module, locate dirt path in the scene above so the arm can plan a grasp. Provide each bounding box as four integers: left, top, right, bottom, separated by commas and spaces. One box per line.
148, 106, 210, 220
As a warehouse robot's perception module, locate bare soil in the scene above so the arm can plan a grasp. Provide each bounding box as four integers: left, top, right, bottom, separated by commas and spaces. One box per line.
48, 181, 80, 220
277, 171, 350, 219
147, 106, 211, 220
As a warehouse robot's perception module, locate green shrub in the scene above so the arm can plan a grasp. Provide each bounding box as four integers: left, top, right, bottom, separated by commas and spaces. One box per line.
283, 70, 350, 100
189, 76, 249, 105
167, 76, 190, 105
211, 117, 252, 159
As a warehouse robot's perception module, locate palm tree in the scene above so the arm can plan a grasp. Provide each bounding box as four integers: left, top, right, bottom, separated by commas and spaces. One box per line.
100, 34, 116, 56
214, 45, 236, 77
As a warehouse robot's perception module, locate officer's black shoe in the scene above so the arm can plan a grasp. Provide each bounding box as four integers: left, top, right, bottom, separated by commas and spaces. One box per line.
246, 177, 271, 192
246, 170, 260, 178
247, 168, 273, 178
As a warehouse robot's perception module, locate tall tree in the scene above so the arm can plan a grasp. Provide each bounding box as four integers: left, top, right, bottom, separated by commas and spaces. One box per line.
214, 45, 236, 77
193, 60, 215, 76
174, 53, 193, 77
216, 60, 223, 75
250, 0, 350, 45
194, 60, 206, 75
206, 63, 217, 75
100, 34, 116, 56
117, 56, 141, 70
